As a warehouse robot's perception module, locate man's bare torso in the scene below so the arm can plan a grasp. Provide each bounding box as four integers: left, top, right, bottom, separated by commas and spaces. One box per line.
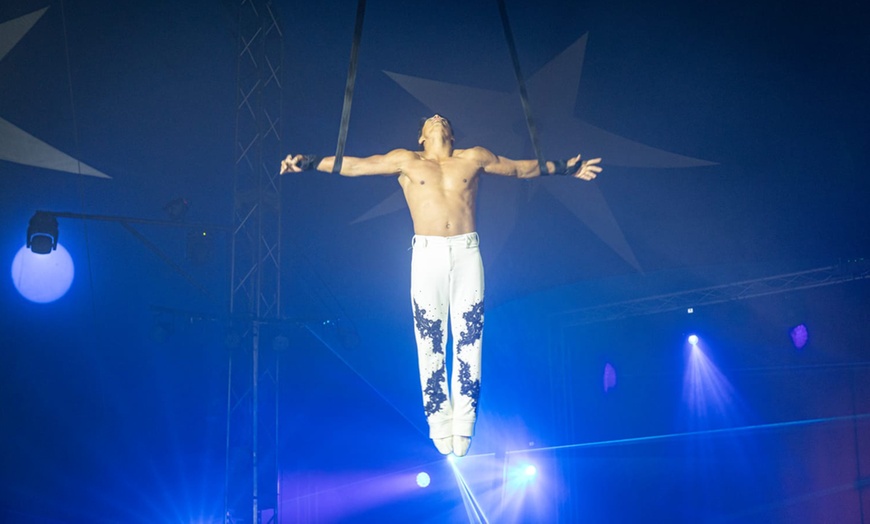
396, 148, 483, 236
280, 113, 601, 238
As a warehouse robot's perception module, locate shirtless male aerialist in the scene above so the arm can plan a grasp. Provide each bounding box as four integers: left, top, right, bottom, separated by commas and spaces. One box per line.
281, 114, 602, 456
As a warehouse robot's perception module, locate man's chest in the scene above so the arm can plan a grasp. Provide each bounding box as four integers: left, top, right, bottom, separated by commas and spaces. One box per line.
404, 158, 479, 189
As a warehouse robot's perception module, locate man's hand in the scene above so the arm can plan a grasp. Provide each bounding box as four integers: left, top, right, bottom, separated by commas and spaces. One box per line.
280, 154, 303, 174
567, 155, 602, 181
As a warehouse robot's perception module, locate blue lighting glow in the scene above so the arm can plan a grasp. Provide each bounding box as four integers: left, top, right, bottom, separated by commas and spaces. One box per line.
603, 362, 617, 392
682, 338, 737, 423
790, 324, 809, 349
416, 472, 430, 488
11, 243, 75, 303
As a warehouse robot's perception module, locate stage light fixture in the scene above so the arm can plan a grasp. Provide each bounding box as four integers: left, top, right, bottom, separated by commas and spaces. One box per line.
523, 465, 537, 477
26, 212, 59, 254
688, 334, 699, 346
11, 243, 75, 303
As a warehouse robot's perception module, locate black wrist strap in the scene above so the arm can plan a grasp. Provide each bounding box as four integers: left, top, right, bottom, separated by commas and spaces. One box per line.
299, 155, 323, 171
542, 158, 572, 176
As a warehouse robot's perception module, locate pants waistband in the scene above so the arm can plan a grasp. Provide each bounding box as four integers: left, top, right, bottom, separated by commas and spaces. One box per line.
412, 232, 479, 248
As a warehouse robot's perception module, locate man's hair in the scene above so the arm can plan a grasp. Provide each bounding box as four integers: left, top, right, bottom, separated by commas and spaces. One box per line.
417, 115, 454, 145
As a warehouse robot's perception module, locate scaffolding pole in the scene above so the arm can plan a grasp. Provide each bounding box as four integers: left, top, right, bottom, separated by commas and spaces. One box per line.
226, 0, 284, 522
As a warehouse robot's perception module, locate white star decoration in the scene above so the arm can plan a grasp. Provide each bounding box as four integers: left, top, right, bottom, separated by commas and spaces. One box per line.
353, 35, 715, 271
0, 8, 110, 179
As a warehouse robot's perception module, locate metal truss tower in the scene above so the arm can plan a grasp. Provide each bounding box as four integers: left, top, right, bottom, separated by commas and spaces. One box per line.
225, 0, 284, 522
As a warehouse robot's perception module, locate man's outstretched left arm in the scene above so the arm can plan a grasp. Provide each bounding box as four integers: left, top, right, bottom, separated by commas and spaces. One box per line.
473, 147, 602, 180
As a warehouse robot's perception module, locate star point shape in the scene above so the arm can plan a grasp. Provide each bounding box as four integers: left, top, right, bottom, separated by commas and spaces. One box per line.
0, 8, 110, 179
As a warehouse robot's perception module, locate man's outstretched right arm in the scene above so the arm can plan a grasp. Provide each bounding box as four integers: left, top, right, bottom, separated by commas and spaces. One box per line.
280, 149, 411, 177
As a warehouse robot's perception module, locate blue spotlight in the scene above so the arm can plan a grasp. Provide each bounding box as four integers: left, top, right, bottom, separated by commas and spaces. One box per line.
688, 334, 699, 346
682, 337, 737, 423
11, 243, 75, 303
416, 472, 430, 488
790, 324, 808, 349
603, 362, 617, 393
509, 463, 538, 484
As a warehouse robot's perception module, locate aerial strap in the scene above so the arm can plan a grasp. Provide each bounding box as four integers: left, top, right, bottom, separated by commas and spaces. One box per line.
496, 0, 547, 175
333, 0, 366, 174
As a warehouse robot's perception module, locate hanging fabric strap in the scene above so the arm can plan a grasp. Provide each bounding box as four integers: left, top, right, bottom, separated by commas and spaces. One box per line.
496, 0, 547, 175
333, 0, 367, 174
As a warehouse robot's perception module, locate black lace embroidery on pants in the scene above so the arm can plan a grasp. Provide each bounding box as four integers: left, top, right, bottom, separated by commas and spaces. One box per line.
458, 359, 481, 410
413, 299, 444, 354
423, 363, 448, 417
415, 299, 448, 417
458, 299, 484, 350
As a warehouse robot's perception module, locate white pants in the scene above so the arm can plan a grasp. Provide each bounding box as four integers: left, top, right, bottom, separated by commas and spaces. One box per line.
410, 232, 484, 439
